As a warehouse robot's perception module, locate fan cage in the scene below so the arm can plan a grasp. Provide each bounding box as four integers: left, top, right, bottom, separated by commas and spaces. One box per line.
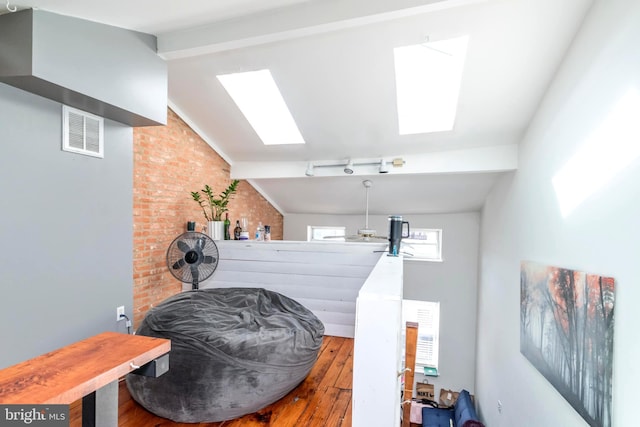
166, 232, 219, 289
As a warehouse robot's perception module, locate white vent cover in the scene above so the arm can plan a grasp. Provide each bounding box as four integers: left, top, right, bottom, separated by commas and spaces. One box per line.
62, 105, 104, 158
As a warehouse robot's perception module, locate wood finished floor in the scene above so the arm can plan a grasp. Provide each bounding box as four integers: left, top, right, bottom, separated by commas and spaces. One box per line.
69, 336, 353, 427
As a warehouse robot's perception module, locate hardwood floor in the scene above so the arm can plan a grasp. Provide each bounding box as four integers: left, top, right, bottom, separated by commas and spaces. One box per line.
70, 336, 353, 427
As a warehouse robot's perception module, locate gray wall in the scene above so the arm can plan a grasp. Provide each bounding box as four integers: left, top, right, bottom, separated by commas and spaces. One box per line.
0, 9, 167, 127
285, 212, 480, 395
477, 0, 640, 425
0, 82, 133, 369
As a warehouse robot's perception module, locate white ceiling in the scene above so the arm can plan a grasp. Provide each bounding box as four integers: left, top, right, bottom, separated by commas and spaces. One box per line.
5, 0, 594, 215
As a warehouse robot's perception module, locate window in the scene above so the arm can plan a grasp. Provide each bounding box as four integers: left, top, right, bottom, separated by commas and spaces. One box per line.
403, 299, 440, 371
307, 226, 345, 242
403, 228, 442, 261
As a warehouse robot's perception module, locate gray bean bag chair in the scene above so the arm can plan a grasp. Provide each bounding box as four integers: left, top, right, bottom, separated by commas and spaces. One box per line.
126, 287, 324, 422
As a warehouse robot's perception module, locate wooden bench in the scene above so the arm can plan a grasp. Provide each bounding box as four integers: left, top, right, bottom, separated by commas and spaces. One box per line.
0, 331, 170, 426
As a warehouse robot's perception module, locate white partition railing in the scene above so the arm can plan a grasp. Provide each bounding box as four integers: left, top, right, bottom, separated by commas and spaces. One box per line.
351, 253, 404, 427
198, 240, 386, 337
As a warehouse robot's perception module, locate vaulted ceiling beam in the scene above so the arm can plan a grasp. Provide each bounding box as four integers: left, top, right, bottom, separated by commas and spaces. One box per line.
157, 0, 488, 59
230, 145, 517, 179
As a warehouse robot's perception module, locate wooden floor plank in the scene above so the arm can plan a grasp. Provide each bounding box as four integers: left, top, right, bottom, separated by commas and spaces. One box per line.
278, 339, 349, 426
305, 337, 345, 389
342, 398, 353, 427
317, 338, 351, 390
69, 336, 353, 427
306, 386, 341, 426
324, 388, 352, 427
268, 339, 336, 424
334, 348, 354, 390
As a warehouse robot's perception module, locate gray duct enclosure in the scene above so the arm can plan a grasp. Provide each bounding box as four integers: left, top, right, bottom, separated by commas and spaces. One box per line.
0, 9, 167, 127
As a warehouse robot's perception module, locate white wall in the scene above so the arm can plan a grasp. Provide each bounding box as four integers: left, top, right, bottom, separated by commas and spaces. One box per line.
477, 0, 640, 426
403, 213, 480, 399
285, 212, 480, 397
352, 254, 404, 427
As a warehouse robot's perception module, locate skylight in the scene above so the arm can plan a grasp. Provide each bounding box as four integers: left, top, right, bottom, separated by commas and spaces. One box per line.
217, 69, 305, 145
394, 36, 469, 135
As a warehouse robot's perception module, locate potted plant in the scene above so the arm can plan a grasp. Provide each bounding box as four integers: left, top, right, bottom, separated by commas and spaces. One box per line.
191, 180, 239, 240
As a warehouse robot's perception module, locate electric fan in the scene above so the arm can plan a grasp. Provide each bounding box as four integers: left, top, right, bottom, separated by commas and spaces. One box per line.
326, 179, 388, 242
166, 232, 219, 290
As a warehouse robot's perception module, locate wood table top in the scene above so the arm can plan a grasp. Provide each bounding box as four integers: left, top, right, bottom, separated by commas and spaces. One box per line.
0, 331, 170, 404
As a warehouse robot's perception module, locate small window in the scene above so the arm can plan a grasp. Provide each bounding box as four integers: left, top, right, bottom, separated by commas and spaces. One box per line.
403, 228, 442, 261
62, 105, 104, 158
307, 226, 346, 242
403, 299, 440, 371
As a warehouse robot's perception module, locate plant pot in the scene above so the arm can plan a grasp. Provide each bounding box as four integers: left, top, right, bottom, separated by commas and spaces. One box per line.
208, 221, 225, 241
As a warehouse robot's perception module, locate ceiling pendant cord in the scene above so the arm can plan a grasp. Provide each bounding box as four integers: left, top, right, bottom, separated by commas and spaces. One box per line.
6, 0, 17, 12
363, 180, 372, 230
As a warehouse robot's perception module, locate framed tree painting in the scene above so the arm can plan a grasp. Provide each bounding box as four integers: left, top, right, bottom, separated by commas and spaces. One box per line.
520, 261, 615, 427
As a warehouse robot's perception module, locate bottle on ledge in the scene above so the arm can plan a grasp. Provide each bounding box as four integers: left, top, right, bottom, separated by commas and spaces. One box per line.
255, 221, 264, 241
224, 213, 231, 240
233, 220, 242, 240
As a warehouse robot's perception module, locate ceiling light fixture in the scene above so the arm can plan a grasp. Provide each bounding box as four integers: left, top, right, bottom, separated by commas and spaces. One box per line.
344, 159, 354, 174
379, 159, 389, 174
304, 158, 403, 176
305, 162, 315, 177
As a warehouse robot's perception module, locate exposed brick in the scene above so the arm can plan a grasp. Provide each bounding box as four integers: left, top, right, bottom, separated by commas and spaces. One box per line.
132, 108, 283, 327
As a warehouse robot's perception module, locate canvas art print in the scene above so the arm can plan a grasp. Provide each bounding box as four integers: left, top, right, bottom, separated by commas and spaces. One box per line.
520, 261, 615, 427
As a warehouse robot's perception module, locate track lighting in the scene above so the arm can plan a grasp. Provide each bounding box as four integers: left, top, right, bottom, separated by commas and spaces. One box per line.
344, 159, 354, 174
305, 162, 314, 176
304, 157, 404, 176
379, 159, 389, 174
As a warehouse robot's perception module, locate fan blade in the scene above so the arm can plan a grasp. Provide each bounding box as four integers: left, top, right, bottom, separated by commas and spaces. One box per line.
172, 259, 185, 270
177, 240, 191, 253
196, 237, 206, 250
203, 255, 216, 264
191, 265, 199, 283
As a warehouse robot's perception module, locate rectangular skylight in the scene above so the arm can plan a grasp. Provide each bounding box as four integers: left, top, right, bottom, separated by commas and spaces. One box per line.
217, 69, 305, 145
394, 36, 469, 135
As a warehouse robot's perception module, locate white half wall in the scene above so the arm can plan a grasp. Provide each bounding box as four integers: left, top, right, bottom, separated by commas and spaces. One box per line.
477, 0, 640, 426
352, 253, 404, 427
198, 240, 386, 337
285, 212, 481, 398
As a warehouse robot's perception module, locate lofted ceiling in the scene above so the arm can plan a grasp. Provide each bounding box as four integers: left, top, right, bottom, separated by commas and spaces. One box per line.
4, 0, 594, 215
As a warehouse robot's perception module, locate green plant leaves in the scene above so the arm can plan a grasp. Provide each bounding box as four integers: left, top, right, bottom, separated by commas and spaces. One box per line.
191, 180, 240, 221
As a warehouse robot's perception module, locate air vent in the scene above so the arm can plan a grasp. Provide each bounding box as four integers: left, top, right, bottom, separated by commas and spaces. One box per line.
62, 105, 104, 158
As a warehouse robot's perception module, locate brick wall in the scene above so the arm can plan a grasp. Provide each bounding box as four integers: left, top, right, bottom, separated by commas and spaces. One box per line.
133, 108, 283, 327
